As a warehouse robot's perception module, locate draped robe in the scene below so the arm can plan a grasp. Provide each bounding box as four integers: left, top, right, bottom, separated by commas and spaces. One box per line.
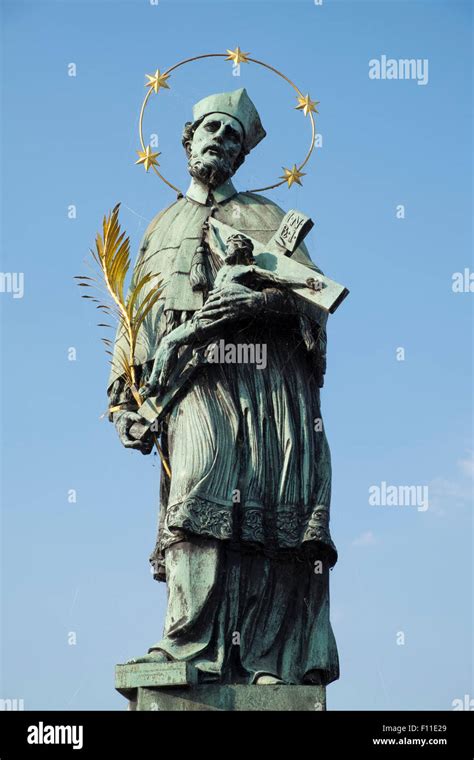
108, 185, 339, 685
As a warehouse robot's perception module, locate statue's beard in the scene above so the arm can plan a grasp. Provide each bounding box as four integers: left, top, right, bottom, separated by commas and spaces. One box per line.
188, 153, 236, 189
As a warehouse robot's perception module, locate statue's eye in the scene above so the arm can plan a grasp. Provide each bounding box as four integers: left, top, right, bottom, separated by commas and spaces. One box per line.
205, 121, 219, 132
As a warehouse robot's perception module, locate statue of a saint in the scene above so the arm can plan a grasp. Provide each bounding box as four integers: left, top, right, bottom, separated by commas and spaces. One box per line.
108, 88, 339, 687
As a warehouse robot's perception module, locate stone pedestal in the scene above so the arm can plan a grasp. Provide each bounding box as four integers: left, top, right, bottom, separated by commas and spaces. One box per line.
115, 663, 326, 711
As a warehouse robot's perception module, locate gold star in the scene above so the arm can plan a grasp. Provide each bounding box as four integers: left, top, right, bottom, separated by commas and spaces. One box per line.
225, 46, 250, 65
295, 94, 319, 117
145, 69, 170, 94
135, 146, 160, 172
280, 165, 306, 188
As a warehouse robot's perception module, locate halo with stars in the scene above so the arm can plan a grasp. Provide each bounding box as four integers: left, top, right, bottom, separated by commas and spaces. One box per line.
136, 47, 319, 195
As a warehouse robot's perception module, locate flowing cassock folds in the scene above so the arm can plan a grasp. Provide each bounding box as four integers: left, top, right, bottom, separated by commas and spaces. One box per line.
108, 187, 339, 685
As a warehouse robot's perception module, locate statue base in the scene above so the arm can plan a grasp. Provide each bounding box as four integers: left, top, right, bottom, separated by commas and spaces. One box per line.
115, 662, 326, 711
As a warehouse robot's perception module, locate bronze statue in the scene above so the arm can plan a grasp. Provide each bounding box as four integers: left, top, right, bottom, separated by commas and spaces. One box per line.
107, 87, 343, 690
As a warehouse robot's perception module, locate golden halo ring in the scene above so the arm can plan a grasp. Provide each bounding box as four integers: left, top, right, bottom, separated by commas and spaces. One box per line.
137, 51, 317, 195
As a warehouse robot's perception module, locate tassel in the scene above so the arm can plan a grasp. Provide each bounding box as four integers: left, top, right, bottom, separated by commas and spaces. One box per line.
190, 244, 209, 292
190, 208, 219, 293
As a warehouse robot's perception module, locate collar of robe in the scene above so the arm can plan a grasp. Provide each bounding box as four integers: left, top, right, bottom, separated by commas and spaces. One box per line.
185, 177, 237, 206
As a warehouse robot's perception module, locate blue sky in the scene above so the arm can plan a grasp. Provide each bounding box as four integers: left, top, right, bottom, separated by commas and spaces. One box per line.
1, 0, 472, 710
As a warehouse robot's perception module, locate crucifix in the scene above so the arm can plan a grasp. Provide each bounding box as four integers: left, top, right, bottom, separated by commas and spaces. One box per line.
136, 208, 348, 430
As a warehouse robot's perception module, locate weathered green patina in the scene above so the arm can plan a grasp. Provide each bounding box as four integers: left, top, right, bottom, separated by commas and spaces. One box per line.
110, 88, 341, 697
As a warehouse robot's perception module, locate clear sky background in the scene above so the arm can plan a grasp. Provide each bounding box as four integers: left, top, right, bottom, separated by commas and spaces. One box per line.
1, 0, 472, 711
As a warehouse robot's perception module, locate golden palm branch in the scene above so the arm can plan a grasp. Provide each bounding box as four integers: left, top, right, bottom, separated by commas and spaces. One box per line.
76, 203, 170, 477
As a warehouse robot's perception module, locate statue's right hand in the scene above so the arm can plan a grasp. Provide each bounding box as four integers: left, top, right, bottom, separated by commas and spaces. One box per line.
113, 410, 154, 454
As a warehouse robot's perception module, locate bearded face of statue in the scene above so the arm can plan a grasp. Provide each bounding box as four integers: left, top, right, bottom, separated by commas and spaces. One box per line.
185, 114, 245, 189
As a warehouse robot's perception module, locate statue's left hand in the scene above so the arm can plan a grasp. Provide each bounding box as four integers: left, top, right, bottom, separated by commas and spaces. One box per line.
198, 289, 264, 322
140, 337, 178, 399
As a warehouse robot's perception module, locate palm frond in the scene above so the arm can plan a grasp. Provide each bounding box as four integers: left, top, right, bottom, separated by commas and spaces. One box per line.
76, 203, 170, 476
